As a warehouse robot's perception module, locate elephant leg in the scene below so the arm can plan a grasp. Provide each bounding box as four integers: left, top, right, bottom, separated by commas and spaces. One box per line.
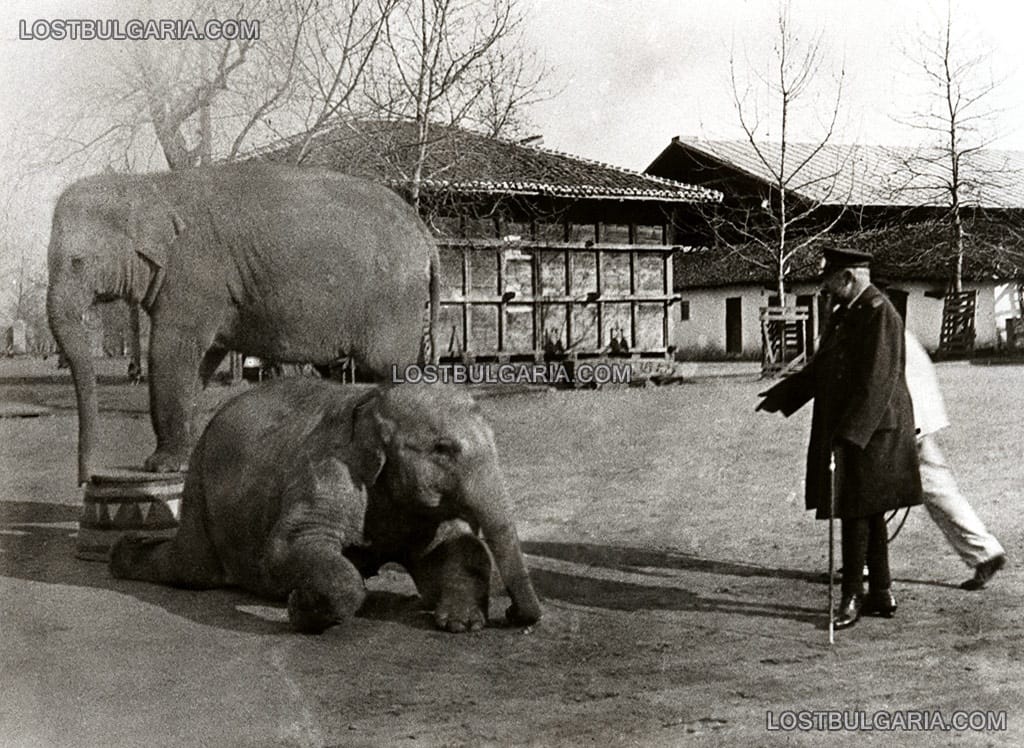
265, 538, 367, 634
144, 321, 212, 472
109, 478, 225, 588
406, 521, 492, 633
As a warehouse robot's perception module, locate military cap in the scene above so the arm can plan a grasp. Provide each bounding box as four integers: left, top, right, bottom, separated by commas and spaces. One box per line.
820, 247, 872, 275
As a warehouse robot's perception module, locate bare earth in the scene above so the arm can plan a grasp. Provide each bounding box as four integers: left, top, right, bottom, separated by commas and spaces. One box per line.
1, 357, 1022, 747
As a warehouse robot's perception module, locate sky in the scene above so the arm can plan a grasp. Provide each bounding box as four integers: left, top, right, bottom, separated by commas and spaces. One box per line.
520, 0, 1024, 169
1, 0, 1024, 271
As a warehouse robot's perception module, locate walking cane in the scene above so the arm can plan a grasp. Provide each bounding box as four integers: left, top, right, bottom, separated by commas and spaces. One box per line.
828, 450, 837, 645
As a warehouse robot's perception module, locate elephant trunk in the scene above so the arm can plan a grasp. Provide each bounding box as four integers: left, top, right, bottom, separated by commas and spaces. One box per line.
463, 458, 542, 625
47, 285, 97, 485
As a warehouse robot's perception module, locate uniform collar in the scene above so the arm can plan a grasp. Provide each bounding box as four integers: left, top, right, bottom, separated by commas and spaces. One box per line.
846, 283, 879, 310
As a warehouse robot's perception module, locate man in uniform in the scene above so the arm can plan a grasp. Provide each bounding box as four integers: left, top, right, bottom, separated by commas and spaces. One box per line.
756, 248, 923, 630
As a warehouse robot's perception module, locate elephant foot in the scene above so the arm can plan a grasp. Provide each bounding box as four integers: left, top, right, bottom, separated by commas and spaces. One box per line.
434, 589, 488, 633
109, 534, 170, 580
143, 449, 190, 474
287, 582, 365, 635
505, 601, 541, 627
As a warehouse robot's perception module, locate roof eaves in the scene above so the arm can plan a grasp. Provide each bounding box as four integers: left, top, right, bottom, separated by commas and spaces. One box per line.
403, 178, 720, 203
520, 140, 721, 198
669, 138, 797, 198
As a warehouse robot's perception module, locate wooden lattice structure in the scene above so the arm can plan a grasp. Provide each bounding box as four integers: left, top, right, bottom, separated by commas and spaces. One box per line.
759, 305, 810, 378
437, 240, 680, 361
937, 290, 977, 358
1006, 317, 1024, 351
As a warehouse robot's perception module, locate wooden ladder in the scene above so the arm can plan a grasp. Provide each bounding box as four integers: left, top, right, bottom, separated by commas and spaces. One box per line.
759, 306, 809, 378
937, 290, 976, 358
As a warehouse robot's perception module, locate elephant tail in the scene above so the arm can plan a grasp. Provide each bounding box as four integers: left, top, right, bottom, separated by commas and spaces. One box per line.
420, 250, 440, 366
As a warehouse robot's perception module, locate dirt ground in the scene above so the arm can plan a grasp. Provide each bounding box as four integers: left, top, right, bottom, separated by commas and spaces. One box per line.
1, 356, 1022, 747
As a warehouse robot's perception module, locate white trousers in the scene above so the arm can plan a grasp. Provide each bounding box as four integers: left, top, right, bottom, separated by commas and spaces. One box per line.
918, 434, 1004, 568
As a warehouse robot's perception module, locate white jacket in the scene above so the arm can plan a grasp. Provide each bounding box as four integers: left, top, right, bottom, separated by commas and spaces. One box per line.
904, 330, 950, 437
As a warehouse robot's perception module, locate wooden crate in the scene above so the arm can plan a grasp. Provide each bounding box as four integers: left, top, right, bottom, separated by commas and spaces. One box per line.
438, 240, 679, 361
759, 305, 810, 378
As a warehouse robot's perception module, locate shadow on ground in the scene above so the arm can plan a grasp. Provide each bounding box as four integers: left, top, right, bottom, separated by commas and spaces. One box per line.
0, 500, 428, 635
523, 540, 829, 625
524, 539, 960, 592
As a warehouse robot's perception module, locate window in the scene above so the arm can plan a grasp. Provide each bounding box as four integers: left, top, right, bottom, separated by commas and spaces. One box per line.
536, 221, 567, 242
603, 303, 632, 347
634, 224, 665, 245
431, 215, 462, 238
504, 305, 535, 351
539, 251, 567, 296
469, 250, 499, 297
568, 223, 596, 243
601, 252, 631, 294
637, 303, 664, 348
504, 251, 534, 298
463, 216, 497, 238
439, 246, 465, 296
599, 223, 630, 244
500, 220, 532, 241
571, 252, 597, 295
468, 305, 498, 351
635, 254, 664, 294
438, 305, 465, 356
679, 300, 690, 321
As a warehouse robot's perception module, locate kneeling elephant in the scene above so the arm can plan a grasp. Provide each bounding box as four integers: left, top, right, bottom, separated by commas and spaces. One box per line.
110, 380, 542, 634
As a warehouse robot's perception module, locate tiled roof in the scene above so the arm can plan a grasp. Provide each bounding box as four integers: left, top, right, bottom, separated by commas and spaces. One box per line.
251, 120, 721, 204
658, 137, 1024, 209
675, 220, 1024, 289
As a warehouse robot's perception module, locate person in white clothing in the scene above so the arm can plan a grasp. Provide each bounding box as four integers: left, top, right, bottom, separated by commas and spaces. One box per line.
904, 330, 1006, 589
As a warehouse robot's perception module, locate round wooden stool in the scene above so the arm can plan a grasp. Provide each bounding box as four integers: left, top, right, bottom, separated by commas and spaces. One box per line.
76, 468, 185, 562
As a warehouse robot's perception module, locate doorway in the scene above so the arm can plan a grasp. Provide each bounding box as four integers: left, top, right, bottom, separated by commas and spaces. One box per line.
726, 297, 742, 355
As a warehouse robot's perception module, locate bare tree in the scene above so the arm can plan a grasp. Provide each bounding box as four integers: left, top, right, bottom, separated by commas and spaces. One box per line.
467, 43, 549, 139
280, 0, 401, 163
892, 0, 1013, 293
364, 0, 546, 209
1, 235, 51, 353
713, 2, 852, 303
23, 0, 381, 174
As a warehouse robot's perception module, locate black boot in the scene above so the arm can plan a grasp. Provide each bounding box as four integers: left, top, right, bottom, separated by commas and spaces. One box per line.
833, 593, 863, 630
863, 588, 897, 618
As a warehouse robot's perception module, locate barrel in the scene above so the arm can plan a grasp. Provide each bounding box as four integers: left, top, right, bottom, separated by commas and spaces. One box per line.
76, 468, 185, 562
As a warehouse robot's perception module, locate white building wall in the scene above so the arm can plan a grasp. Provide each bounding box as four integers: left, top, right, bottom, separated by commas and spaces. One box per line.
674, 284, 764, 358
993, 283, 1022, 345
898, 281, 997, 351
675, 281, 1001, 358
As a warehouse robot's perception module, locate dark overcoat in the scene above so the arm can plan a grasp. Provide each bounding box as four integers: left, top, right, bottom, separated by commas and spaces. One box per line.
762, 285, 922, 519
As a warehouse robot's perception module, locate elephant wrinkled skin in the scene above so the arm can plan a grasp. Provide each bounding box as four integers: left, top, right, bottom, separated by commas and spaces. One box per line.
109, 380, 542, 634
46, 164, 440, 483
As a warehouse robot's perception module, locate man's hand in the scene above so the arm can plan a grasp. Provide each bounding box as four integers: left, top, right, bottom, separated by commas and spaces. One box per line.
831, 440, 848, 493
755, 390, 781, 413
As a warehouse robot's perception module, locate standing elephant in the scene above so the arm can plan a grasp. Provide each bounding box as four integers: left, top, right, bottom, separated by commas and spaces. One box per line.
109, 380, 542, 634
46, 164, 439, 484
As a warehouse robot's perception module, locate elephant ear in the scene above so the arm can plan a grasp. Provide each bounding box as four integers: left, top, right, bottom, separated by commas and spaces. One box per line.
348, 391, 389, 487
128, 189, 185, 270
308, 456, 359, 501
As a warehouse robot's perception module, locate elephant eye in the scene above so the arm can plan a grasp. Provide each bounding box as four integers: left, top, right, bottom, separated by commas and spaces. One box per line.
433, 438, 461, 457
